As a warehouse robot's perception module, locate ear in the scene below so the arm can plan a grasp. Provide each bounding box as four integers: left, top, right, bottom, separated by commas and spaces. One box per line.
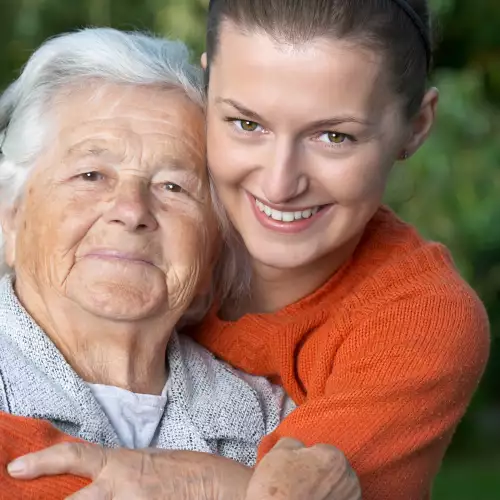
402, 87, 439, 157
200, 52, 208, 70
0, 203, 19, 268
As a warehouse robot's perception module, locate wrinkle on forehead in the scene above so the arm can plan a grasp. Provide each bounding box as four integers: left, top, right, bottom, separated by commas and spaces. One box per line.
50, 82, 207, 176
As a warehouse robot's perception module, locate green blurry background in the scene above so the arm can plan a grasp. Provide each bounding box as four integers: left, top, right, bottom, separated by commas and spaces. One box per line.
0, 0, 498, 497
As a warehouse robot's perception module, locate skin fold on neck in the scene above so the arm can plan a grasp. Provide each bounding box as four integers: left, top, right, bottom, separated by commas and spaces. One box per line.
14, 275, 175, 395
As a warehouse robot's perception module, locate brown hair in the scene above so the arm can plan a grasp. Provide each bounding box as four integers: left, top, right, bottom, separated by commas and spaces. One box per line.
206, 0, 433, 118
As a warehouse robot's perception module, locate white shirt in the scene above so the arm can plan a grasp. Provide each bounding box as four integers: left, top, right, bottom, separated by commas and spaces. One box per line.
88, 380, 169, 449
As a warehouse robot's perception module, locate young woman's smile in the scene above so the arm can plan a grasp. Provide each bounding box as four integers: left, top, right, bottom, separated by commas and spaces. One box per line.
206, 25, 405, 270
248, 191, 332, 234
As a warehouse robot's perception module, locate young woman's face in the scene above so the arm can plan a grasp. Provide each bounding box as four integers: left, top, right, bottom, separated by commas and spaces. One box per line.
206, 22, 411, 271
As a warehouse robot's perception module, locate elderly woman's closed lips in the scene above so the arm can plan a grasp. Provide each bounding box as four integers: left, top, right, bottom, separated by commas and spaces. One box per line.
0, 28, 293, 471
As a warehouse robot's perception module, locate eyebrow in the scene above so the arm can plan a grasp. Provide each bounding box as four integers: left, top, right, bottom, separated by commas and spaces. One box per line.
65, 139, 200, 171
215, 97, 373, 129
65, 141, 114, 159
216, 98, 265, 123
154, 155, 200, 174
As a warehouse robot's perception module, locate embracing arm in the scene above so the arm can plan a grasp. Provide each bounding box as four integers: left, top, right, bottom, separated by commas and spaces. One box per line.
0, 412, 90, 496
258, 292, 490, 499
7, 437, 360, 500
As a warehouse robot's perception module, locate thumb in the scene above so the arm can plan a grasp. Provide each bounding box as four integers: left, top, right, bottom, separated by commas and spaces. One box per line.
7, 442, 107, 480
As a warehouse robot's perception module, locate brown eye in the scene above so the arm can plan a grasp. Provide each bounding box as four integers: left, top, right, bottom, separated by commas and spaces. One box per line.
235, 119, 261, 133
164, 182, 183, 193
316, 131, 353, 146
79, 171, 104, 181
327, 132, 347, 144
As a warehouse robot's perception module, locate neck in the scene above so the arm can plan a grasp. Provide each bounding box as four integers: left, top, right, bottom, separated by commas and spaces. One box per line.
15, 276, 175, 395
232, 234, 362, 317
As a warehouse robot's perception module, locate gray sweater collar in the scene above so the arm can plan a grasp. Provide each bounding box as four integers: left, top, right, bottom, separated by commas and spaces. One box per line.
0, 275, 267, 448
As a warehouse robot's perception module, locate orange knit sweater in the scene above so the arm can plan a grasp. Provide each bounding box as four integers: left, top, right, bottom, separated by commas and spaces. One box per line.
193, 207, 490, 499
0, 208, 490, 499
0, 413, 89, 499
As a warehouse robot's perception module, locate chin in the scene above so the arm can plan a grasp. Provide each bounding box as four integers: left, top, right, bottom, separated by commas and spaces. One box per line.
72, 285, 167, 321
66, 267, 168, 321
247, 240, 322, 271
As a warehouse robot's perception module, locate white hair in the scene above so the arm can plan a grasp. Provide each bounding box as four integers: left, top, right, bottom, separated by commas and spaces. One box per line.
0, 27, 250, 321
0, 27, 204, 275
0, 28, 250, 312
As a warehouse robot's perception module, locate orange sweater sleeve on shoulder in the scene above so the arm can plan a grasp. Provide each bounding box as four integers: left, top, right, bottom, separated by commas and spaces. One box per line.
0, 412, 89, 499
257, 293, 490, 500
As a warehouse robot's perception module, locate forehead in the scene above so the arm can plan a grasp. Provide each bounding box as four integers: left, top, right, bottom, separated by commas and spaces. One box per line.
53, 82, 206, 169
210, 22, 391, 120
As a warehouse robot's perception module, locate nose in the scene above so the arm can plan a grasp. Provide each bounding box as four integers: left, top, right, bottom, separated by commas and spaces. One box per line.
261, 139, 307, 204
104, 179, 158, 232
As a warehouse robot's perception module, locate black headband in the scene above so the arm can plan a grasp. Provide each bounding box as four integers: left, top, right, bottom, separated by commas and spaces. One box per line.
208, 0, 431, 70
391, 0, 431, 69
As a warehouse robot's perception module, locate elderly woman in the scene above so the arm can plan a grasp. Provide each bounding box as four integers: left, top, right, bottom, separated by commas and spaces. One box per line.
0, 28, 360, 499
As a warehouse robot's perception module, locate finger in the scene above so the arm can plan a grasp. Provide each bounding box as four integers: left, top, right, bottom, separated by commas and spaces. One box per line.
7, 442, 107, 480
306, 444, 351, 471
66, 482, 113, 500
270, 437, 305, 451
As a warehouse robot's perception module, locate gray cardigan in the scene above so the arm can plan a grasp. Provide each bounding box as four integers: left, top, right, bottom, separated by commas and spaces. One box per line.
0, 276, 294, 466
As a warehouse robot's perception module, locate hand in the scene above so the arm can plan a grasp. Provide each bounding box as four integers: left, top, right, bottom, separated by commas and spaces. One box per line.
7, 442, 252, 500
245, 438, 361, 500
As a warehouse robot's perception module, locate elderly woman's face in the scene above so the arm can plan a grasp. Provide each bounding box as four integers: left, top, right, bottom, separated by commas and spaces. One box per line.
3, 83, 213, 320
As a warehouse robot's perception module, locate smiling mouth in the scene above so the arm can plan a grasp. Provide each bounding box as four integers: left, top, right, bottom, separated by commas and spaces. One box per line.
254, 197, 326, 222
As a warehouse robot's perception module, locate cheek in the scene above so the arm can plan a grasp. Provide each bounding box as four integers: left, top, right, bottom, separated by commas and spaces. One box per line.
15, 188, 100, 275
207, 119, 249, 188
317, 152, 391, 205
161, 211, 215, 270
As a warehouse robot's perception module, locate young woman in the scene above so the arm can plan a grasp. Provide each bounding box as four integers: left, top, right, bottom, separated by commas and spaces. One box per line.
7, 1, 489, 499
193, 1, 489, 497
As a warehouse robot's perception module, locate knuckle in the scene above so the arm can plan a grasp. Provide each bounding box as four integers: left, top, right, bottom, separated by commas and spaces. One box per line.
98, 483, 114, 500
312, 444, 349, 468
280, 437, 304, 447
60, 442, 84, 460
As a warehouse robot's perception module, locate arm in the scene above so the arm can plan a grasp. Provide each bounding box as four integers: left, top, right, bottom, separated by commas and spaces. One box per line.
7, 438, 361, 500
258, 293, 489, 499
0, 412, 90, 497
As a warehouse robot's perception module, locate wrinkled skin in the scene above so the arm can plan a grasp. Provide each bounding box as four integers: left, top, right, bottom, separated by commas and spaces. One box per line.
0, 82, 216, 393
246, 439, 362, 500
8, 438, 361, 500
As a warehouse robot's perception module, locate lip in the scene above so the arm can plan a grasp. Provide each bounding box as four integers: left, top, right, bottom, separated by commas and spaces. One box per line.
83, 249, 154, 265
252, 194, 321, 212
246, 191, 331, 235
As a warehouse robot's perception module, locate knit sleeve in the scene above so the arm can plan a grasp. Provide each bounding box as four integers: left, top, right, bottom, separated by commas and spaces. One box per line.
0, 412, 90, 497
257, 291, 490, 500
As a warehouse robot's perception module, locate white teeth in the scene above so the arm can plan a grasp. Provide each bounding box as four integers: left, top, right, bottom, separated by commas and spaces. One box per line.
254, 198, 320, 222
271, 209, 282, 221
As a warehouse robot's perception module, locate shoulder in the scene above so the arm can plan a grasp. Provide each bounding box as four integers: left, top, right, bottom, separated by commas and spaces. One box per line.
322, 209, 490, 375
339, 207, 486, 325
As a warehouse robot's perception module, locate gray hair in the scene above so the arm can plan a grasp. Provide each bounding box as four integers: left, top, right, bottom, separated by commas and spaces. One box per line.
0, 27, 248, 320
0, 27, 204, 276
